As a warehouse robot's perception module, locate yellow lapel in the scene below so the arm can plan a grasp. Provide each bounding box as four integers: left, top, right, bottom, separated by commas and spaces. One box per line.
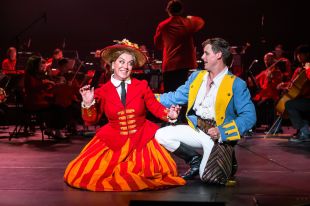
215, 74, 235, 125
187, 70, 207, 114
186, 71, 207, 128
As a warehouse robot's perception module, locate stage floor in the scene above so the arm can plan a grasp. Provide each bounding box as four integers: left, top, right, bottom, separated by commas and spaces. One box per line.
0, 126, 309, 206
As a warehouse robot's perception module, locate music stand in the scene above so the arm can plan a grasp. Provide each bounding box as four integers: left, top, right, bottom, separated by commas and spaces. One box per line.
16, 51, 33, 70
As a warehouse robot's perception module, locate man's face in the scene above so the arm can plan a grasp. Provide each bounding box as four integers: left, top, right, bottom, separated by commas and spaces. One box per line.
297, 53, 306, 63
264, 54, 275, 67
54, 52, 63, 60
274, 48, 283, 58
201, 44, 220, 71
9, 49, 16, 60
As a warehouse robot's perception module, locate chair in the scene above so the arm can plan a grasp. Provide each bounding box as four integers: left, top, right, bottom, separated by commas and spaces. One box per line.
9, 91, 47, 141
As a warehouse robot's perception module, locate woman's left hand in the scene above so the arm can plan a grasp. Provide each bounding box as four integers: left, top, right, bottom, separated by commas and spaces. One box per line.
167, 105, 181, 120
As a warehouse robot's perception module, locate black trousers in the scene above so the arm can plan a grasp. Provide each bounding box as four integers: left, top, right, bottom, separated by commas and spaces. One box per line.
285, 98, 310, 129
162, 68, 190, 123
254, 98, 276, 128
162, 68, 189, 92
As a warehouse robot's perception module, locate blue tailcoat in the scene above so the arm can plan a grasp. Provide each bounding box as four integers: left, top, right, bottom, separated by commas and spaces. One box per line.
157, 70, 256, 141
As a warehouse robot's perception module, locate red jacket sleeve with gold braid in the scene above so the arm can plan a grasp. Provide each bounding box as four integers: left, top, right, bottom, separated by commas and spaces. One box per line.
142, 80, 169, 122
81, 87, 105, 125
306, 67, 310, 80
81, 104, 98, 126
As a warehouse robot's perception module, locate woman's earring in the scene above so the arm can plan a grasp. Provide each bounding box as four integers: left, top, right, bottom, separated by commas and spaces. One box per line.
111, 63, 115, 72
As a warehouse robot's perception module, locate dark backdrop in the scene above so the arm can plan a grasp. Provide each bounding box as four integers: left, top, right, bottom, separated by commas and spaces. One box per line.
1, 0, 308, 69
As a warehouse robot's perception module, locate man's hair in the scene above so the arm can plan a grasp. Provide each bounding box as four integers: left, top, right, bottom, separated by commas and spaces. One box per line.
53, 48, 62, 55
295, 44, 310, 62
295, 44, 310, 55
166, 0, 184, 16
264, 52, 275, 58
275, 44, 284, 50
202, 38, 232, 66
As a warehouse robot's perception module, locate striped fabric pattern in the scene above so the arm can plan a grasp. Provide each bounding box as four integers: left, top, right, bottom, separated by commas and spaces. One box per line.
64, 136, 185, 191
201, 143, 234, 185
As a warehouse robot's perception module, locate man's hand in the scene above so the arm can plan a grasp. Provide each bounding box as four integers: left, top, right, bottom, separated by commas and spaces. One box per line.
167, 105, 181, 120
207, 127, 220, 141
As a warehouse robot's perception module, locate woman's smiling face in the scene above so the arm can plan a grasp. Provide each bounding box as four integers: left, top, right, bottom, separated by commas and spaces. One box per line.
112, 52, 134, 81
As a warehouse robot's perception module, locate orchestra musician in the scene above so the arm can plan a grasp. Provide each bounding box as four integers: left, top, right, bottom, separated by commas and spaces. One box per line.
252, 52, 283, 130
1, 47, 17, 74
277, 44, 310, 142
24, 56, 54, 109
23, 55, 68, 139
49, 75, 79, 136
273, 44, 292, 81
46, 48, 63, 76
253, 52, 283, 103
46, 55, 82, 136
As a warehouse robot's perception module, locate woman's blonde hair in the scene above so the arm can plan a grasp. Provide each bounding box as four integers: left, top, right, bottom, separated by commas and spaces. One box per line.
109, 50, 137, 66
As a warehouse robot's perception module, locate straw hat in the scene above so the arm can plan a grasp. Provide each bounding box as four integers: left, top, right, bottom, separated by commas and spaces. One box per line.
101, 39, 147, 68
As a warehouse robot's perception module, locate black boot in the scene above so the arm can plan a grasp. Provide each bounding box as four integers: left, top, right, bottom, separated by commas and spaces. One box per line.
173, 142, 202, 180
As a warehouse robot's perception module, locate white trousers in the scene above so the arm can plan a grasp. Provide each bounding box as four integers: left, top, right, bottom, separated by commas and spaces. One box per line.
155, 125, 214, 179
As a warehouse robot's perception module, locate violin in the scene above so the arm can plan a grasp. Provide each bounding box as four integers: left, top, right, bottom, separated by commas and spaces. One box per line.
265, 59, 285, 79
0, 88, 7, 103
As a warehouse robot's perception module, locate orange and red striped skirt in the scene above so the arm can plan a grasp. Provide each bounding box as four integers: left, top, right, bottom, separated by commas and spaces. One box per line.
64, 136, 185, 191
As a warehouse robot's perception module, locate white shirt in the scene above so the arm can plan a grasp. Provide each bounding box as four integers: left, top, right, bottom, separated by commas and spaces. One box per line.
193, 67, 229, 120
110, 74, 131, 98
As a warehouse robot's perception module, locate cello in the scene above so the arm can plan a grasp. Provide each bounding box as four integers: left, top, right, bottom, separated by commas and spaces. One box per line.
266, 67, 308, 135
275, 69, 308, 115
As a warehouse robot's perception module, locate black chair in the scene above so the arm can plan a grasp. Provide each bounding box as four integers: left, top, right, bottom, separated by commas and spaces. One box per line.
9, 91, 47, 141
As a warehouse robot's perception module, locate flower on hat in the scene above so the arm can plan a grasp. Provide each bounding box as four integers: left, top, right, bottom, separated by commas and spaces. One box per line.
101, 39, 147, 68
113, 39, 139, 49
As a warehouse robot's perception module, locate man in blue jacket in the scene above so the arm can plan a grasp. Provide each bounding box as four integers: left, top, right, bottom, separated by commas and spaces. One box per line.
155, 37, 256, 182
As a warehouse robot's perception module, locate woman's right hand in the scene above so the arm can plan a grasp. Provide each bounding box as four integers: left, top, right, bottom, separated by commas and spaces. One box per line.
79, 85, 94, 106
276, 82, 288, 90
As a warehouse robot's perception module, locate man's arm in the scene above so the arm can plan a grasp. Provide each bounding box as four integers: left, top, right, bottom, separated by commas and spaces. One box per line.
154, 25, 163, 50
187, 16, 205, 32
218, 79, 257, 141
157, 71, 200, 107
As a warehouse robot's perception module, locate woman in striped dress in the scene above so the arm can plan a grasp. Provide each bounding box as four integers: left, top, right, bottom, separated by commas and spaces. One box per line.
64, 39, 185, 191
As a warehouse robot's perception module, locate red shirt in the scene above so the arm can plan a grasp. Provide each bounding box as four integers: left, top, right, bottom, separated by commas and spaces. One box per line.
23, 73, 51, 110
253, 68, 283, 102
1, 58, 16, 74
154, 16, 204, 72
